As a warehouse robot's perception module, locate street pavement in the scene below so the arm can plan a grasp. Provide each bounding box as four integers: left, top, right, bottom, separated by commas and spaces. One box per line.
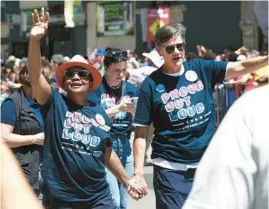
127, 165, 155, 209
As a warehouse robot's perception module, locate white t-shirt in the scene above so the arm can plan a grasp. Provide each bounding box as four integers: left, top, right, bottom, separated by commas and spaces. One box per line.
183, 85, 269, 209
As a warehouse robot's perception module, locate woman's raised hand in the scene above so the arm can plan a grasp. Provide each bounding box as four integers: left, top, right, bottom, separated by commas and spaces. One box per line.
30, 7, 49, 41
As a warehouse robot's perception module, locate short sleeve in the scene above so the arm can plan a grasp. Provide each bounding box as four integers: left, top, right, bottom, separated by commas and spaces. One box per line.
133, 79, 152, 126
1, 99, 16, 126
202, 59, 228, 86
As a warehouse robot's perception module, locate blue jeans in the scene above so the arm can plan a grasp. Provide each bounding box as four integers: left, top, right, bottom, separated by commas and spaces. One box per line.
106, 137, 134, 209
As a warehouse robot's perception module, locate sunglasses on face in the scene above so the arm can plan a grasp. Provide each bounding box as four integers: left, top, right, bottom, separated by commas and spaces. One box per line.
64, 71, 90, 79
165, 43, 185, 54
106, 50, 128, 61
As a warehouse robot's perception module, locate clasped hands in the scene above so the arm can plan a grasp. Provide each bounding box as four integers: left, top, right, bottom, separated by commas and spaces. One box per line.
125, 173, 148, 200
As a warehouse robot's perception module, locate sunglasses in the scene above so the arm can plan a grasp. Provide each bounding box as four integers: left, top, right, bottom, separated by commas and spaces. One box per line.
64, 71, 90, 79
165, 43, 185, 54
106, 50, 128, 60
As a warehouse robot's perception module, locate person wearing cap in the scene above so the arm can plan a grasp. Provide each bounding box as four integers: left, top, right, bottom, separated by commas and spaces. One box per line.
27, 8, 146, 209
94, 49, 106, 75
131, 23, 268, 209
20, 57, 28, 68
88, 47, 139, 209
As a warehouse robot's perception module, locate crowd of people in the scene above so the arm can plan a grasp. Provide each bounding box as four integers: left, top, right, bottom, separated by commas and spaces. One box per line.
1, 7, 268, 209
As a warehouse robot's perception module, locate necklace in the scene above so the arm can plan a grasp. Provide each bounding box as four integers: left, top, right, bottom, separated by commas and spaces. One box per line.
105, 77, 122, 89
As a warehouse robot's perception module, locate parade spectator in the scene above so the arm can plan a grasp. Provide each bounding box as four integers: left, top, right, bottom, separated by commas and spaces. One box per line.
88, 47, 138, 209
128, 49, 164, 87
132, 23, 268, 209
255, 65, 269, 87
1, 65, 48, 197
28, 8, 146, 209
0, 79, 11, 105
183, 85, 269, 209
20, 57, 28, 68
94, 48, 106, 75
4, 62, 17, 83
50, 54, 64, 90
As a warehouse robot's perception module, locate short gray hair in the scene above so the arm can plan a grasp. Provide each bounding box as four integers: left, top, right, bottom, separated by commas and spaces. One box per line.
155, 23, 186, 46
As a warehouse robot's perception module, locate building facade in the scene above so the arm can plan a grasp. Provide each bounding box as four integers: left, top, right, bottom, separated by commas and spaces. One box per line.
1, 1, 265, 60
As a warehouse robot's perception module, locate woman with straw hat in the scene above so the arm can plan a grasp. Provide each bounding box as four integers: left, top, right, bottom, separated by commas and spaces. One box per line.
27, 8, 147, 209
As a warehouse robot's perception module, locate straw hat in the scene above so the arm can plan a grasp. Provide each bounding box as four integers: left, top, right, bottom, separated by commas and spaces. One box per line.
56, 55, 102, 92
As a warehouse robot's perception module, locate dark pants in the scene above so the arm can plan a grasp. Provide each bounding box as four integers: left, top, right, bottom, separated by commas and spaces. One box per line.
43, 194, 117, 209
153, 165, 196, 209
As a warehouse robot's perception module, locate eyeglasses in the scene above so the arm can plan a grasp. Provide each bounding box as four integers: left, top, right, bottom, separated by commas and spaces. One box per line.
105, 50, 128, 61
64, 71, 90, 79
165, 43, 185, 54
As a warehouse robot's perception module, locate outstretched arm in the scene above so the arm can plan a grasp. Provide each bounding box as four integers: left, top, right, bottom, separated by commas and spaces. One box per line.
28, 8, 51, 105
225, 55, 268, 80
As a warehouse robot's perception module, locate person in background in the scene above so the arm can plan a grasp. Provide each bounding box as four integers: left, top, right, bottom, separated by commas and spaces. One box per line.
42, 57, 53, 77
183, 85, 268, 209
132, 23, 268, 209
28, 8, 146, 209
50, 54, 65, 90
64, 56, 70, 62
94, 48, 106, 75
1, 65, 48, 198
0, 79, 11, 105
254, 65, 269, 87
126, 49, 140, 70
4, 62, 17, 84
88, 47, 139, 209
128, 49, 164, 88
20, 57, 28, 68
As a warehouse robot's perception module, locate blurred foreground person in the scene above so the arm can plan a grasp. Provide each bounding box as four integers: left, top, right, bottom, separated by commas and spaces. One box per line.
183, 85, 268, 209
1, 141, 44, 209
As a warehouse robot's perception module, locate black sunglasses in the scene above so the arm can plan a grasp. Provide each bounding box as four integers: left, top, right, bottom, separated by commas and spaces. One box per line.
165, 43, 185, 54
105, 50, 128, 60
64, 71, 90, 79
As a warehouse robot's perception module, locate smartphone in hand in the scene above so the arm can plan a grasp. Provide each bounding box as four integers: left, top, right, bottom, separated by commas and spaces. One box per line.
131, 97, 138, 105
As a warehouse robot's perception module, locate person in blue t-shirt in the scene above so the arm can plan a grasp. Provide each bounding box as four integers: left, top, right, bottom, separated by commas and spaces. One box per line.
27, 8, 147, 209
88, 48, 138, 209
1, 65, 46, 198
131, 23, 269, 209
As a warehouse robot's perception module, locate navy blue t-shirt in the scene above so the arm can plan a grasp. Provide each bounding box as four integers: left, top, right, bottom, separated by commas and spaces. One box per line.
1, 92, 44, 130
40, 88, 112, 202
134, 58, 228, 164
88, 78, 138, 138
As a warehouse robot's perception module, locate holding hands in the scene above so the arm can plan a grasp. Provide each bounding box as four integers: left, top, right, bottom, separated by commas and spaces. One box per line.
30, 8, 49, 41
125, 173, 149, 200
